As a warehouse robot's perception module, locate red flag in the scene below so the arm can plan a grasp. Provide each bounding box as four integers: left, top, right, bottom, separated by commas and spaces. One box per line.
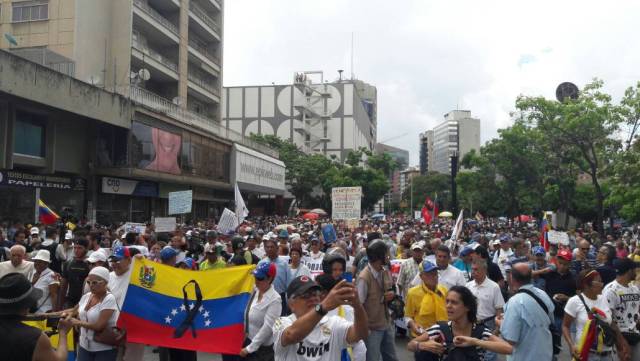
433, 195, 439, 220
422, 197, 435, 224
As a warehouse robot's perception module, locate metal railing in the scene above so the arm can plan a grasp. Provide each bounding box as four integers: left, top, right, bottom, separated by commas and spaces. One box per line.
188, 69, 220, 96
133, 0, 179, 36
189, 1, 221, 34
132, 39, 178, 72
188, 37, 220, 67
129, 86, 279, 158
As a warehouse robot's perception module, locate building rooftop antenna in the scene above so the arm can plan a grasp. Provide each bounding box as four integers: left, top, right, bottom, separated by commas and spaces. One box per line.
350, 32, 355, 80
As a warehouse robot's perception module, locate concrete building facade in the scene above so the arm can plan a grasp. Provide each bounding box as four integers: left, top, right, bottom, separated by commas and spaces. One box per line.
428, 110, 480, 174
0, 50, 283, 225
1, 0, 223, 122
222, 72, 377, 161
399, 166, 420, 202
419, 130, 433, 175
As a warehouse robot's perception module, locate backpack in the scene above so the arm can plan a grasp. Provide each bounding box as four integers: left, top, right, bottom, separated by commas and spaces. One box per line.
517, 288, 562, 355
415, 321, 485, 361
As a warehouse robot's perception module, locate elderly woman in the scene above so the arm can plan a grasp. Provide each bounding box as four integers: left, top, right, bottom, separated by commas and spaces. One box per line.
30, 249, 60, 313
62, 266, 118, 361
238, 259, 282, 361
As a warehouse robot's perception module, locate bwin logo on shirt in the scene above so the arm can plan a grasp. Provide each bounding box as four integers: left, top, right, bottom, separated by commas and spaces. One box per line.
296, 342, 330, 357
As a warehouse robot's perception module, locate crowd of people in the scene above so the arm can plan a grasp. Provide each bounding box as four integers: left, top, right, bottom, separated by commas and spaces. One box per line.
0, 215, 639, 361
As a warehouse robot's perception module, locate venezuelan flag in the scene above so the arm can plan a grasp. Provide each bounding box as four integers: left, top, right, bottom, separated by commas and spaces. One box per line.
38, 199, 60, 225
540, 216, 551, 251
118, 259, 254, 354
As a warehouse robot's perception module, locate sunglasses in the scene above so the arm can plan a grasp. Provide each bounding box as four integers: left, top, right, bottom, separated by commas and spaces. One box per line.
86, 280, 105, 286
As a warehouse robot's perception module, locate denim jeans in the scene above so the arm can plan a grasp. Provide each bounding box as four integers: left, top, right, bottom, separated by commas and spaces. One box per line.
482, 318, 497, 361
364, 323, 398, 361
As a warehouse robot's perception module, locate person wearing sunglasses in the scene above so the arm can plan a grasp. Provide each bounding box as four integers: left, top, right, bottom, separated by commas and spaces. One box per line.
60, 266, 118, 361
273, 275, 368, 361
235, 260, 281, 361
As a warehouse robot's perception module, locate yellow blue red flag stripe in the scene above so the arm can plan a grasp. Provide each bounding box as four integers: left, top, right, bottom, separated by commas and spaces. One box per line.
117, 259, 254, 354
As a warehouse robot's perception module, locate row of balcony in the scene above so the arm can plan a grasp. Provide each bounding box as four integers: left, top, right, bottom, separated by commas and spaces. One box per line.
188, 68, 219, 96
189, 1, 221, 34
133, 0, 179, 36
130, 86, 279, 158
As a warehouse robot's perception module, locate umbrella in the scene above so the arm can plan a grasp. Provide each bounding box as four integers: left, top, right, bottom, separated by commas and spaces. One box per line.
516, 215, 533, 222
302, 212, 319, 220
371, 213, 386, 220
309, 208, 327, 215
438, 211, 453, 218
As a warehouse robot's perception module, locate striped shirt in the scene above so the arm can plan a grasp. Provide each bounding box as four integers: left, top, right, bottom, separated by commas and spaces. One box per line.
426, 322, 493, 361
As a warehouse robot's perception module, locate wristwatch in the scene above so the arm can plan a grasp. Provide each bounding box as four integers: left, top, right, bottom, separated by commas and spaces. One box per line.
315, 304, 327, 316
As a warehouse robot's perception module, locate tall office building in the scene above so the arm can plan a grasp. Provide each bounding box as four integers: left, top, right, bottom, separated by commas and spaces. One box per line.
1, 0, 223, 121
375, 143, 409, 205
425, 110, 480, 174
222, 71, 377, 161
419, 130, 434, 175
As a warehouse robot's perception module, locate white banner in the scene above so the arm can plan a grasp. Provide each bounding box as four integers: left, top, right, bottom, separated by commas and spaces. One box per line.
168, 190, 193, 215
154, 217, 176, 233
234, 183, 249, 224
547, 230, 570, 245
218, 208, 238, 234
449, 209, 465, 244
331, 187, 362, 220
233, 144, 286, 193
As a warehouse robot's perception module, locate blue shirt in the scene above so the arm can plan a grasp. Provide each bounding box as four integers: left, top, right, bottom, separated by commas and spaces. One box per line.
452, 259, 472, 281
500, 284, 554, 361
270, 256, 290, 294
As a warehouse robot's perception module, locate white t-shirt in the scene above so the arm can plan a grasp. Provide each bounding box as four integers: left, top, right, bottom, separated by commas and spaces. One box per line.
78, 292, 118, 352
273, 314, 351, 361
565, 294, 613, 349
493, 248, 513, 278
466, 277, 505, 320
0, 260, 34, 278
602, 280, 640, 333
31, 268, 59, 313
108, 266, 133, 309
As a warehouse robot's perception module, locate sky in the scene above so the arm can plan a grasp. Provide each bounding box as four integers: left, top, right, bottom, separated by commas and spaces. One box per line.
223, 0, 640, 165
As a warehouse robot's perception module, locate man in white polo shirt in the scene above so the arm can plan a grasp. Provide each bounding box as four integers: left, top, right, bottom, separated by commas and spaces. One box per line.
410, 245, 465, 290
466, 258, 505, 361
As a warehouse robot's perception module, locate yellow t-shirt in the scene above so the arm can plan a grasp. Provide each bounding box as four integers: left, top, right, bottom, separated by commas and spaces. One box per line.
404, 283, 448, 337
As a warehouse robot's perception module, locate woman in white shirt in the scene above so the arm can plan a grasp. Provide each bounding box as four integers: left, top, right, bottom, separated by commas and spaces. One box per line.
62, 266, 118, 361
289, 247, 311, 280
563, 269, 623, 361
30, 250, 60, 313
239, 259, 282, 361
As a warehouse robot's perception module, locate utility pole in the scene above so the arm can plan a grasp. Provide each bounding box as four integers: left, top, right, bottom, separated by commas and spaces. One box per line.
451, 151, 459, 216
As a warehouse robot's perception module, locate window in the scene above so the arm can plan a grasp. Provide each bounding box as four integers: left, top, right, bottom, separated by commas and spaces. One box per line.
12, 1, 49, 23
13, 111, 45, 157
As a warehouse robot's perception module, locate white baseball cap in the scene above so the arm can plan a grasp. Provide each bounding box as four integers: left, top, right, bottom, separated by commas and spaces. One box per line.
30, 227, 40, 235
87, 251, 107, 264
64, 230, 73, 240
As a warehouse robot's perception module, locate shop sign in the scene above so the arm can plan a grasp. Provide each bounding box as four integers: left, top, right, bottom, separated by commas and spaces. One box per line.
0, 170, 85, 190
233, 144, 286, 193
101, 177, 158, 197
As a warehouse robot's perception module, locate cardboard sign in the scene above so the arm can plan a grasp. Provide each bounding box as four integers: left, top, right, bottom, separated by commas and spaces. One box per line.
331, 187, 362, 220
154, 217, 176, 233
124, 222, 146, 234
168, 190, 193, 215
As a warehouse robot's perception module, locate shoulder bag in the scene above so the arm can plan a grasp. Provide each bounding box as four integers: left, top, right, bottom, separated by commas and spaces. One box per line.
93, 293, 127, 347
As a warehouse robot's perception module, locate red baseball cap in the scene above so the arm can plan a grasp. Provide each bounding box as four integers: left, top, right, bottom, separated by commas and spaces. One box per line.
557, 249, 573, 262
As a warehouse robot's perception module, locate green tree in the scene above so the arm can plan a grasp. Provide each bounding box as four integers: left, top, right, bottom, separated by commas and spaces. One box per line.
402, 172, 451, 212
516, 79, 622, 234
609, 141, 640, 222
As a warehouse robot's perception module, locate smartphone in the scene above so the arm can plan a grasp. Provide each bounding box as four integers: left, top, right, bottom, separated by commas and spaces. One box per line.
343, 272, 353, 283
46, 315, 61, 329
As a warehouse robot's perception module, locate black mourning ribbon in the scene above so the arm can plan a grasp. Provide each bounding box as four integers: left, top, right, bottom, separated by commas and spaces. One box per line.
173, 279, 203, 339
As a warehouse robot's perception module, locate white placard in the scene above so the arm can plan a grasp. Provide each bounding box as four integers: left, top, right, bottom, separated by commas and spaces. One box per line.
123, 222, 146, 234
302, 256, 324, 280
154, 217, 176, 233
547, 230, 569, 245
168, 190, 193, 215
331, 187, 362, 220
414, 211, 422, 220
218, 208, 238, 234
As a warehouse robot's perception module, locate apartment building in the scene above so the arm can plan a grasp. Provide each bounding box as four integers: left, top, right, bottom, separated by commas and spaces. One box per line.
425, 110, 480, 174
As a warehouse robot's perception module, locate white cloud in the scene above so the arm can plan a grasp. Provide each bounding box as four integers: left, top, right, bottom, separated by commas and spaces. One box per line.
224, 0, 640, 164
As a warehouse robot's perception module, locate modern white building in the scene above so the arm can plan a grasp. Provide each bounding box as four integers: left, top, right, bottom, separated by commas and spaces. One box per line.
428, 110, 480, 174
222, 71, 377, 161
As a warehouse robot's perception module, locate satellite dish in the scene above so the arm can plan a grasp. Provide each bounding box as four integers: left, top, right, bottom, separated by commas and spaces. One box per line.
138, 68, 151, 81
130, 71, 138, 79
556, 82, 579, 102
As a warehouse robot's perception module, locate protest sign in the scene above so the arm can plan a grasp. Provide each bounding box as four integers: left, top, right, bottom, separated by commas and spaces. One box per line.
547, 230, 570, 245
331, 187, 362, 220
154, 217, 176, 233
322, 223, 337, 243
414, 211, 422, 220
168, 190, 193, 215
124, 222, 146, 234
218, 208, 238, 234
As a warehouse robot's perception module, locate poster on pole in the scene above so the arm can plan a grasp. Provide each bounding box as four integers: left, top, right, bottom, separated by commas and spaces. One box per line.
154, 217, 176, 233
331, 187, 362, 220
168, 190, 193, 215
217, 208, 238, 234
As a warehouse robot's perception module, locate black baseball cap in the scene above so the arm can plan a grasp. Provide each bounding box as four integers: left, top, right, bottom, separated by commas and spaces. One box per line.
287, 276, 321, 299
613, 258, 640, 275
